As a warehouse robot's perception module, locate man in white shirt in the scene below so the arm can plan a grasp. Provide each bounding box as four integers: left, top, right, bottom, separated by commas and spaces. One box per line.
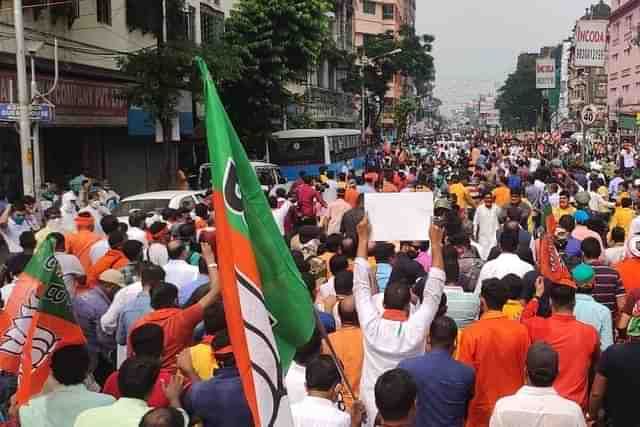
490, 342, 586, 427
89, 215, 120, 265
291, 355, 363, 427
163, 240, 200, 290
79, 192, 111, 236
323, 171, 339, 204
475, 228, 533, 297
285, 329, 322, 405
50, 232, 86, 297
0, 202, 33, 255
126, 211, 148, 246
354, 216, 445, 426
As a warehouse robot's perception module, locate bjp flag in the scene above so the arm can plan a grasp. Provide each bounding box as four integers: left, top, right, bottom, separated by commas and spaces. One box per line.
0, 236, 85, 404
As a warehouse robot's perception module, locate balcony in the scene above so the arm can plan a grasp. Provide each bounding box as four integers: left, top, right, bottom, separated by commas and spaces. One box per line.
304, 86, 358, 124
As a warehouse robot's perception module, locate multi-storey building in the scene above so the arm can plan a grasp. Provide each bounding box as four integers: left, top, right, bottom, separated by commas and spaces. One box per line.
0, 0, 234, 197
354, 0, 416, 135
608, 0, 640, 134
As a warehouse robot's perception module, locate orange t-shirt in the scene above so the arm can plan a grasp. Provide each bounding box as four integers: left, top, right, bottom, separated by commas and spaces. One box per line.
616, 258, 640, 291
86, 249, 128, 289
65, 230, 103, 273
458, 311, 529, 427
323, 326, 363, 410
522, 313, 599, 409
129, 304, 204, 370
382, 182, 398, 193
492, 186, 511, 207
345, 188, 360, 208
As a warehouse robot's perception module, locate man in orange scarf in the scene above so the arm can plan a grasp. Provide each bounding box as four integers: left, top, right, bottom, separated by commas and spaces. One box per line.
86, 230, 129, 289
65, 212, 103, 274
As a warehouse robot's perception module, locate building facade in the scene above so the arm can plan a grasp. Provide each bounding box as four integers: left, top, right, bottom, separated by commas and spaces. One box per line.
354, 0, 416, 134
608, 0, 640, 133
0, 0, 235, 198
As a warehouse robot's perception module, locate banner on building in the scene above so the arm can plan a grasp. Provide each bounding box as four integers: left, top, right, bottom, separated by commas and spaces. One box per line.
536, 58, 556, 89
574, 19, 607, 67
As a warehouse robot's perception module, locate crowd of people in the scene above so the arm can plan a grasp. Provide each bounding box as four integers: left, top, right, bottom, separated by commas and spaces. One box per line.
0, 135, 640, 426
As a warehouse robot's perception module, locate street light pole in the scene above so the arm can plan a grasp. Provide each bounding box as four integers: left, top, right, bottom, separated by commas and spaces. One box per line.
14, 0, 34, 196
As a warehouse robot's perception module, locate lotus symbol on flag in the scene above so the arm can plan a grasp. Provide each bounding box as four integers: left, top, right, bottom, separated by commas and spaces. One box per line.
0, 290, 59, 368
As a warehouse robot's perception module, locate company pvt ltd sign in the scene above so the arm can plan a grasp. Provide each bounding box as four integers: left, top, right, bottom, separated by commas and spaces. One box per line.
536, 58, 555, 89
574, 20, 607, 67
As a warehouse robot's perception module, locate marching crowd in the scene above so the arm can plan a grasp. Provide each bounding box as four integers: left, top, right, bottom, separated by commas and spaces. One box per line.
1, 135, 640, 427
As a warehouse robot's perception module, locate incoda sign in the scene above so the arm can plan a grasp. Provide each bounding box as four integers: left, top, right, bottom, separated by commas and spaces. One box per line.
574, 19, 607, 67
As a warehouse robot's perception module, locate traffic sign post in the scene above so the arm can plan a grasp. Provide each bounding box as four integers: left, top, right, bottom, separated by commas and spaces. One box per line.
580, 104, 598, 160
0, 103, 55, 122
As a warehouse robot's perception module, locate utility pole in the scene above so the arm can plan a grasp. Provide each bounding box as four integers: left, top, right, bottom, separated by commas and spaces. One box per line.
14, 0, 34, 196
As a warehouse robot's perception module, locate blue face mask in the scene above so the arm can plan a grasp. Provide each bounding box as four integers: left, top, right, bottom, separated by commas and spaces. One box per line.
13, 215, 25, 225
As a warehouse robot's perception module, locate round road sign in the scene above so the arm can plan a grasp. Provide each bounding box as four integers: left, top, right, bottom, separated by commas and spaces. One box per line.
581, 104, 597, 126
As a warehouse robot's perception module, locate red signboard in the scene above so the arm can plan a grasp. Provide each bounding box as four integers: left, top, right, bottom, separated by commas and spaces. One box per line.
0, 71, 127, 118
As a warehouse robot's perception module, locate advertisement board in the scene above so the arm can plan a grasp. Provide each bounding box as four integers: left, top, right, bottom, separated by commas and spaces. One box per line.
536, 58, 556, 89
574, 19, 607, 67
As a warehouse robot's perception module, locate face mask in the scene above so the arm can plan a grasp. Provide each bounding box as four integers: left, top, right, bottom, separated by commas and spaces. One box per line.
13, 215, 25, 225
90, 201, 101, 209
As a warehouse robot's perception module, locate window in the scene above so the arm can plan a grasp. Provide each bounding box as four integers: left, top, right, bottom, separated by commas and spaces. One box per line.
382, 4, 394, 20
363, 1, 376, 15
96, 0, 111, 25
201, 5, 224, 44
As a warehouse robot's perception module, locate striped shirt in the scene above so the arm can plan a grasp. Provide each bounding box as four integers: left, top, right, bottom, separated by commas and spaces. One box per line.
590, 261, 625, 314
444, 285, 481, 328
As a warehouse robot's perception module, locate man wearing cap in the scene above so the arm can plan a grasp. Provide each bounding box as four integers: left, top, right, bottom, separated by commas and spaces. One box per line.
616, 235, 640, 293
522, 281, 600, 409
86, 230, 130, 289
65, 212, 103, 273
571, 210, 604, 251
572, 263, 613, 352
590, 299, 640, 426
490, 342, 586, 427
73, 268, 125, 385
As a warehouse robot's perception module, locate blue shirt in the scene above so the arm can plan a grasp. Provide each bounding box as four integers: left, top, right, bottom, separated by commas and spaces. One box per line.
317, 309, 336, 334
183, 366, 253, 427
116, 291, 152, 345
73, 287, 113, 357
574, 293, 613, 352
376, 263, 392, 291
399, 349, 475, 427
507, 175, 521, 192
178, 274, 210, 306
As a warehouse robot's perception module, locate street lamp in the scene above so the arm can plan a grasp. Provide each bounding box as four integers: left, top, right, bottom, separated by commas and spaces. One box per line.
359, 48, 402, 140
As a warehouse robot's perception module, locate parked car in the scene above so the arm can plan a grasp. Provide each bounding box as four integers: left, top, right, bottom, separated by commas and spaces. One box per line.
112, 190, 205, 224
195, 161, 288, 192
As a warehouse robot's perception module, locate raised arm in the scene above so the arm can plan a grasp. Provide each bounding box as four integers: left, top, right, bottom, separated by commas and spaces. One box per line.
353, 215, 378, 330
197, 242, 221, 309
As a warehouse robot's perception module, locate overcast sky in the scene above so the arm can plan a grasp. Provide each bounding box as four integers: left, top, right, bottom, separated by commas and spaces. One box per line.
416, 0, 605, 113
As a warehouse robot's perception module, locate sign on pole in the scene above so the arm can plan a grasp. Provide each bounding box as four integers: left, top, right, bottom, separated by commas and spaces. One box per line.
574, 20, 607, 67
536, 58, 556, 89
581, 104, 597, 126
0, 103, 55, 122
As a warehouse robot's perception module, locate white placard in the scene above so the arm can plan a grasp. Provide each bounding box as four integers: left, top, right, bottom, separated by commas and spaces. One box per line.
574, 20, 607, 67
364, 192, 434, 242
536, 58, 556, 89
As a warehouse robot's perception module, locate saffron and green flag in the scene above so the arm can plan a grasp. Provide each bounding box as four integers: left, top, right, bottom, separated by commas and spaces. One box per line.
196, 57, 315, 427
0, 236, 85, 405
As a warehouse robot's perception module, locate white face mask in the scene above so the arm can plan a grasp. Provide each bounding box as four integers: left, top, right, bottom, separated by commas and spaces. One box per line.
90, 201, 101, 209
48, 218, 62, 231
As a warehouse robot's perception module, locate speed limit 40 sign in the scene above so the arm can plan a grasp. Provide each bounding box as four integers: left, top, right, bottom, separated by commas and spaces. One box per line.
581, 104, 597, 126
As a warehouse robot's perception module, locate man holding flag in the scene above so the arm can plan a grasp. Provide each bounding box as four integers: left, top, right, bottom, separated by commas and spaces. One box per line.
0, 235, 89, 415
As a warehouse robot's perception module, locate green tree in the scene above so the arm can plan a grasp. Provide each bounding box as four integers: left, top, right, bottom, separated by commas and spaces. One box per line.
119, 0, 242, 188
393, 96, 418, 143
342, 25, 435, 137
221, 0, 332, 152
496, 55, 542, 130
